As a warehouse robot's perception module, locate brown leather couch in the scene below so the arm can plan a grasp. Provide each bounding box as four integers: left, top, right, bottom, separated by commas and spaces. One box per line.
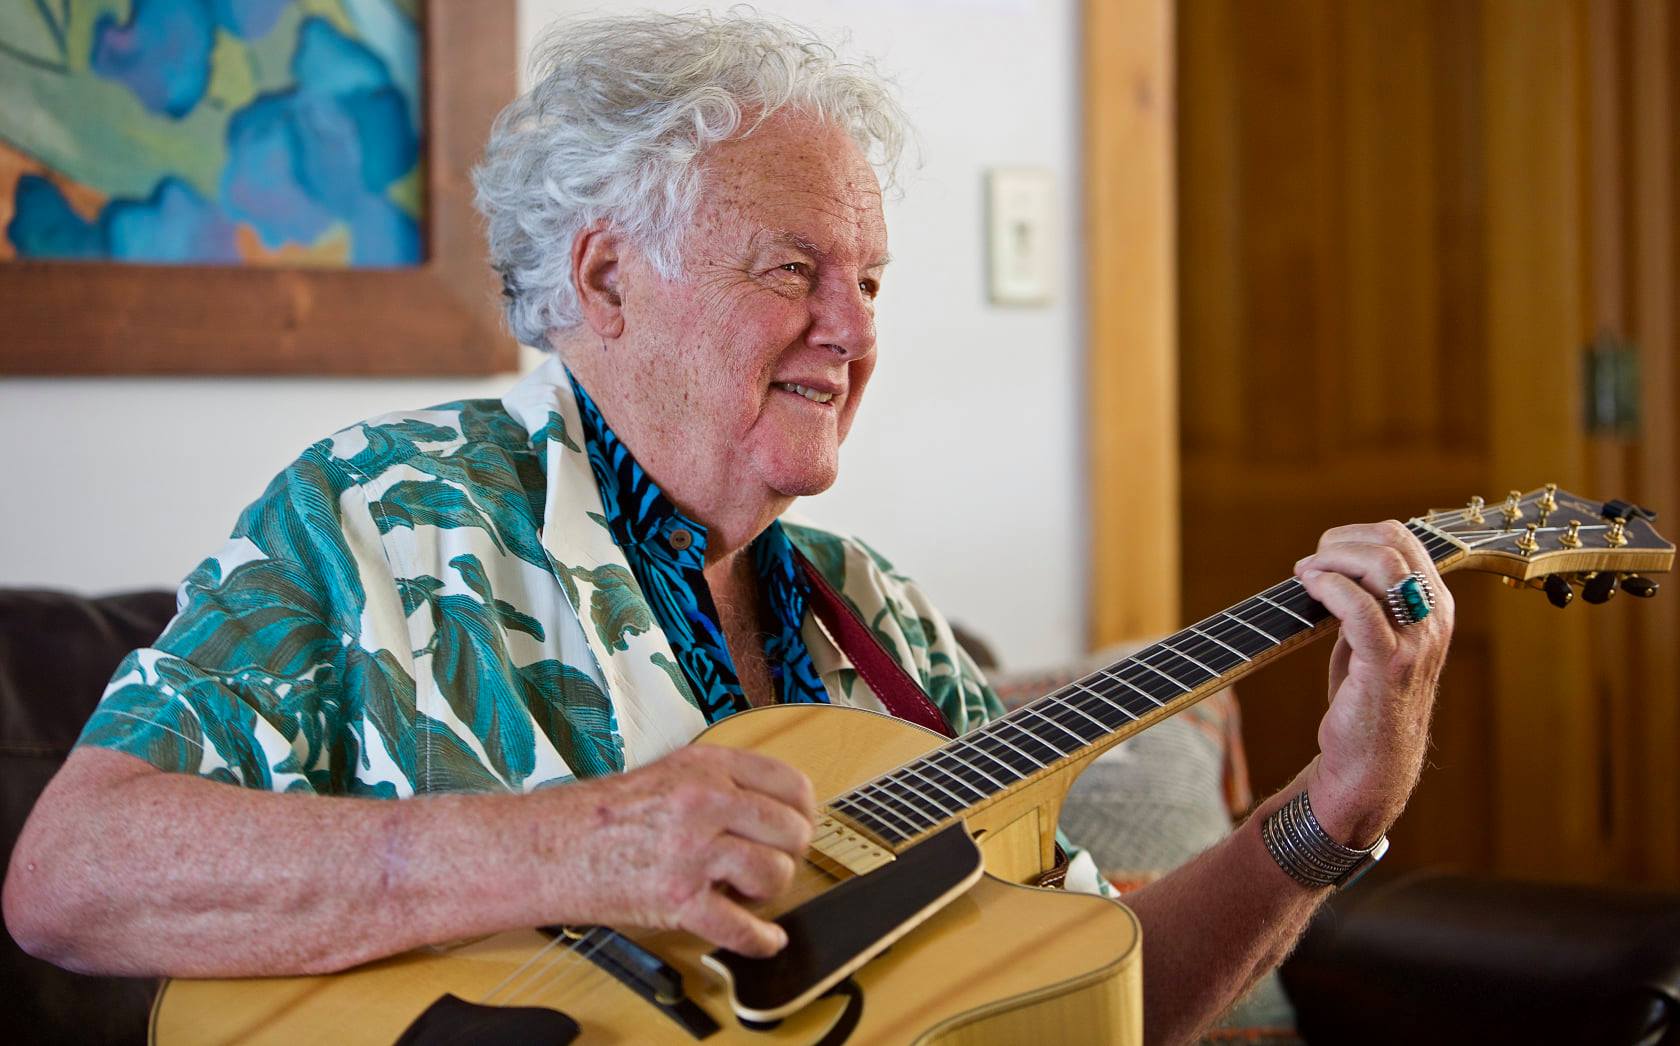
3, 587, 1678, 1045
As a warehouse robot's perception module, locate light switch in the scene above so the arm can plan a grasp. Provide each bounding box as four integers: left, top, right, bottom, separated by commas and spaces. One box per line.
986, 168, 1055, 306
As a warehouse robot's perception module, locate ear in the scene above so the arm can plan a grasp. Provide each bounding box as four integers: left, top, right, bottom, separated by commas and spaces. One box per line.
571, 222, 625, 338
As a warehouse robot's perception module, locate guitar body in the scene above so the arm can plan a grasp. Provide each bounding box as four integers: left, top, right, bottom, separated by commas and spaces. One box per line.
151, 705, 1143, 1045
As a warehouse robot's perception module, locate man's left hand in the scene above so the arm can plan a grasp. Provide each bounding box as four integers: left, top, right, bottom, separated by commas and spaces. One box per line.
1292, 519, 1455, 847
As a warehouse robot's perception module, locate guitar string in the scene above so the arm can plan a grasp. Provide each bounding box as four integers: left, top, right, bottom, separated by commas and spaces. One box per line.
427, 926, 624, 1046
831, 522, 1476, 841
838, 501, 1629, 845
834, 577, 1338, 824
482, 512, 1505, 1009
485, 509, 1549, 1016
436, 507, 1535, 1024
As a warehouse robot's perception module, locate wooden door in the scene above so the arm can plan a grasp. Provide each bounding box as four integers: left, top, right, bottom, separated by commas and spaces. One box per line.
1163, 0, 1679, 886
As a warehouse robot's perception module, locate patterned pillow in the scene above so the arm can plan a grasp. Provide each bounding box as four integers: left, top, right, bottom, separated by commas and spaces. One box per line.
989, 647, 1299, 1044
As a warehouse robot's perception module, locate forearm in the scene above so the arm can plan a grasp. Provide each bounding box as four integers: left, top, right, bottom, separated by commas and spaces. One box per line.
4, 748, 576, 978
1121, 767, 1330, 1046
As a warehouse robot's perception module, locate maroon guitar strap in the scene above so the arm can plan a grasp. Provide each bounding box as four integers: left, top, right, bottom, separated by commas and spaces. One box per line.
794, 550, 956, 739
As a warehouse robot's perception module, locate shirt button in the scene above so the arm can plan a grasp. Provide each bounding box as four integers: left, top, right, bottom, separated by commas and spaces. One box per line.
668, 528, 693, 551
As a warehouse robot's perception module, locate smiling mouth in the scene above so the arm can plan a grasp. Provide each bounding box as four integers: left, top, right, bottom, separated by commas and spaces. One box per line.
773, 382, 837, 404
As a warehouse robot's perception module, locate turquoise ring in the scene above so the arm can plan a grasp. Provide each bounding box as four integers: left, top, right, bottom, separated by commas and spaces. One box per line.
1385, 572, 1435, 628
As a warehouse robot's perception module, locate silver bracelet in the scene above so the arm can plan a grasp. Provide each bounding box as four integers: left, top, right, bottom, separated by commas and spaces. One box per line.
1260, 791, 1388, 889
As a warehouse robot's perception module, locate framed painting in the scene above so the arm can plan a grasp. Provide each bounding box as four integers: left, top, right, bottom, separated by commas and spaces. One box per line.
0, 0, 517, 375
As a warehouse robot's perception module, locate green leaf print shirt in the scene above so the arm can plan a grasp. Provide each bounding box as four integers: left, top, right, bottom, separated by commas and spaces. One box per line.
74, 357, 1008, 799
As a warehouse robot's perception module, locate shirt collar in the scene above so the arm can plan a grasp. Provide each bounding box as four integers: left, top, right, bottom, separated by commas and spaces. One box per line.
566, 369, 711, 564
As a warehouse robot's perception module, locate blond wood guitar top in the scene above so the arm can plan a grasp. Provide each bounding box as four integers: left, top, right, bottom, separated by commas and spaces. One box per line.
152, 704, 1142, 1045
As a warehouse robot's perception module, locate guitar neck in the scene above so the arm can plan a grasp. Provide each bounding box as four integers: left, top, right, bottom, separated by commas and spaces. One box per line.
826, 519, 1468, 849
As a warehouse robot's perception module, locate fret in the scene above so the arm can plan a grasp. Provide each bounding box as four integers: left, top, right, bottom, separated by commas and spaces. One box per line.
982, 719, 1062, 765
840, 789, 926, 841
1017, 703, 1102, 747
1143, 645, 1217, 687
1161, 635, 1238, 676
1255, 591, 1315, 628
1238, 599, 1305, 642
896, 763, 971, 811
916, 757, 993, 803
1069, 679, 1141, 724
919, 750, 1005, 802
1096, 666, 1171, 709
1130, 655, 1194, 694
1221, 607, 1281, 645
874, 772, 958, 822
836, 804, 905, 845
943, 739, 1022, 787
1053, 693, 1120, 734
855, 784, 936, 838
1200, 613, 1273, 660
1187, 624, 1252, 664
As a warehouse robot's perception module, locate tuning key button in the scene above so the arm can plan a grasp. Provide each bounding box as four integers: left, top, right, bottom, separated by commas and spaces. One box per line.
1621, 575, 1660, 598
1581, 572, 1618, 605
1543, 575, 1575, 608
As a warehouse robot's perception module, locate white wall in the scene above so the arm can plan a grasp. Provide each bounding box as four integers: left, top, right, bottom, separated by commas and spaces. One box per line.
0, 0, 1085, 669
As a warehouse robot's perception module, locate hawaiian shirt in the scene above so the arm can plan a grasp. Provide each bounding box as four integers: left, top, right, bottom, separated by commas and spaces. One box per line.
568, 373, 828, 722
74, 356, 1003, 797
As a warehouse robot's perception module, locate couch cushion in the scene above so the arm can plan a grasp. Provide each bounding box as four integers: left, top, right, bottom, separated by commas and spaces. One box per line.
1, 588, 177, 1045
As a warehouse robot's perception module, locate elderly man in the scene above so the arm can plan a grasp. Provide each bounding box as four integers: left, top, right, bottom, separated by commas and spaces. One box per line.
4, 11, 1450, 1045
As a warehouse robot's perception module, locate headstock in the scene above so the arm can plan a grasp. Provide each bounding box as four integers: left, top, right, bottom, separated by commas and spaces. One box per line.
1418, 484, 1674, 607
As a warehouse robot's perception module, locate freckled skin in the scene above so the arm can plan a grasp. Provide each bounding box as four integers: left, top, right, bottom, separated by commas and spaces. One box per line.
555, 110, 889, 560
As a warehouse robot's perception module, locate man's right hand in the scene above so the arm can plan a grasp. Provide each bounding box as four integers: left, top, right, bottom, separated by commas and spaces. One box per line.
547, 745, 816, 957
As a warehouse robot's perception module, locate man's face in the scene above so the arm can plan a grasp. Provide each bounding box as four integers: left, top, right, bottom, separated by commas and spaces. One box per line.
607, 111, 889, 506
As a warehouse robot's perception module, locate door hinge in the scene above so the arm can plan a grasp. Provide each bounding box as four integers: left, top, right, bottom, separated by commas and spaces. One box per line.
1583, 330, 1640, 436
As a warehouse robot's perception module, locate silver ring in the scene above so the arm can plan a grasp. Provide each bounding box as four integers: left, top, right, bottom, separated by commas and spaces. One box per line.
1384, 571, 1435, 628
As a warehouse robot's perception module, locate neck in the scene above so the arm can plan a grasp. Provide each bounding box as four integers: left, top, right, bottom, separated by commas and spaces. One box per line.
557, 340, 792, 564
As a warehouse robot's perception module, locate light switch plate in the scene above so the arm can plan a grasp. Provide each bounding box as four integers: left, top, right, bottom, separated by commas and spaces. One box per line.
986, 168, 1056, 306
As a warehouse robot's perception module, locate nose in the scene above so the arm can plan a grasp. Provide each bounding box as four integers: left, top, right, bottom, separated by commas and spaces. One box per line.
806, 275, 876, 361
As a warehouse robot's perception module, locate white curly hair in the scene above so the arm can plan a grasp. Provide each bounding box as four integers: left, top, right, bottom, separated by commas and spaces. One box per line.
471, 8, 912, 347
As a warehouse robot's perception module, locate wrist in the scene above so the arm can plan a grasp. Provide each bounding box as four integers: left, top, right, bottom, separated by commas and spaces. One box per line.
1302, 760, 1397, 849
1260, 789, 1388, 890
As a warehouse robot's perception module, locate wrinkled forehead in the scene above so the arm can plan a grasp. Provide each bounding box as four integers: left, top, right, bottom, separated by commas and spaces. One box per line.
688, 114, 889, 263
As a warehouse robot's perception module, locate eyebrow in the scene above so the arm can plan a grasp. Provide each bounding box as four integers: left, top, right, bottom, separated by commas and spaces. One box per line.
753, 230, 892, 270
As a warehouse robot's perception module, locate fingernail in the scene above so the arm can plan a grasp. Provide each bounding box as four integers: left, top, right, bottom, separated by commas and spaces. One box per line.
771, 926, 789, 950
1302, 569, 1323, 580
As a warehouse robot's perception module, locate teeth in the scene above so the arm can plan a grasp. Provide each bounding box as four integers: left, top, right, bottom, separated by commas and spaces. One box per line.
777, 382, 835, 404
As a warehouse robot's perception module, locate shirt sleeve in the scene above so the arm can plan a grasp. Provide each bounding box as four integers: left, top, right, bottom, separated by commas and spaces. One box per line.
75, 443, 406, 796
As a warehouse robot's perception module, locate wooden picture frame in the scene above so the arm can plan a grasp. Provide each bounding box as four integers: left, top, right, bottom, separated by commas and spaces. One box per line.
0, 0, 517, 376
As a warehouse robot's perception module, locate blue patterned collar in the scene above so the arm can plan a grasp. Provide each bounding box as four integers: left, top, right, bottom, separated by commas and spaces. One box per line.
567, 371, 828, 722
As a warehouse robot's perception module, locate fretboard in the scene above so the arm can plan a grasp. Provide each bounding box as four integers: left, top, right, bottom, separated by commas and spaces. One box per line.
827, 520, 1463, 848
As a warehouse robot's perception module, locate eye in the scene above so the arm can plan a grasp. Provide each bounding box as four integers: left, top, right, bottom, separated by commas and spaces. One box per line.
859, 278, 880, 300
776, 262, 811, 277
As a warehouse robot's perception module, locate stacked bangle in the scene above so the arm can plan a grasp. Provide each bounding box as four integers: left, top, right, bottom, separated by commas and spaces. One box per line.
1260, 790, 1388, 889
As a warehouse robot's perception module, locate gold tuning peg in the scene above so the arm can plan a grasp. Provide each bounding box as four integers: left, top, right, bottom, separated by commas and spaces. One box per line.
1538, 483, 1558, 513
1561, 519, 1583, 548
1606, 518, 1629, 547
1466, 495, 1485, 524
1501, 490, 1524, 526
1516, 523, 1540, 554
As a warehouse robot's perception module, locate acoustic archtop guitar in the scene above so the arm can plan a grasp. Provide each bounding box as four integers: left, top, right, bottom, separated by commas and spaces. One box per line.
152, 487, 1672, 1045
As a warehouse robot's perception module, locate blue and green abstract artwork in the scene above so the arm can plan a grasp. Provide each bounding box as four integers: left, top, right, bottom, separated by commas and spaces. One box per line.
0, 0, 425, 267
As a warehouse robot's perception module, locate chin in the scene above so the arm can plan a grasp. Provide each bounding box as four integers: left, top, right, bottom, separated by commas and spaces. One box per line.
760, 448, 840, 498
